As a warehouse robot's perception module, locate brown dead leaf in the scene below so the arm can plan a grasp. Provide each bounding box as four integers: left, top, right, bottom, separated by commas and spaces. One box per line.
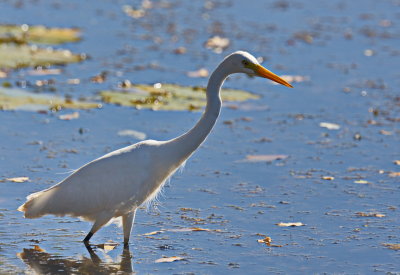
242, 154, 288, 163
394, 160, 400, 166
6, 177, 29, 183
257, 236, 283, 247
276, 222, 305, 227
204, 36, 230, 53
322, 176, 335, 180
382, 243, 400, 250
123, 5, 146, 19
90, 72, 107, 83
187, 68, 209, 78
94, 242, 119, 252
143, 230, 163, 236
388, 172, 400, 177
171, 227, 222, 233
271, 75, 309, 85
379, 129, 392, 135
58, 112, 79, 120
190, 227, 212, 232
257, 236, 271, 245
144, 227, 221, 236
180, 207, 198, 212
173, 47, 187, 54
356, 212, 385, 218
155, 256, 184, 263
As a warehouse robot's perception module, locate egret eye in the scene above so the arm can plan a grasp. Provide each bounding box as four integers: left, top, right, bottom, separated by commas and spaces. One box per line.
242, 60, 249, 66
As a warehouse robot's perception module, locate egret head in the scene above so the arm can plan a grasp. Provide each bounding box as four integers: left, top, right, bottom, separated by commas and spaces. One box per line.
222, 51, 293, 88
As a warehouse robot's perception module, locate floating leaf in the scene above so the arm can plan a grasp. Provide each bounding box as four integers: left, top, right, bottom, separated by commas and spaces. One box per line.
173, 47, 187, 54
94, 242, 119, 252
0, 87, 100, 111
379, 129, 392, 135
155, 256, 184, 263
0, 44, 85, 69
190, 227, 211, 232
388, 172, 400, 177
382, 243, 400, 250
394, 160, 400, 166
0, 24, 81, 45
319, 122, 341, 130
168, 227, 222, 233
0, 70, 7, 78
364, 49, 375, 57
187, 68, 209, 78
123, 5, 146, 19
143, 227, 221, 236
6, 177, 29, 183
356, 212, 385, 218
257, 236, 272, 245
143, 230, 163, 236
100, 83, 259, 111
204, 36, 230, 53
118, 129, 147, 140
240, 154, 288, 163
354, 180, 371, 184
257, 236, 283, 247
276, 222, 305, 227
58, 112, 79, 120
91, 72, 107, 83
322, 176, 335, 180
270, 75, 309, 85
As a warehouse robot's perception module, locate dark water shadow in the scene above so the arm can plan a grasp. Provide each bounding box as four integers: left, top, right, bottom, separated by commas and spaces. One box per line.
18, 244, 135, 274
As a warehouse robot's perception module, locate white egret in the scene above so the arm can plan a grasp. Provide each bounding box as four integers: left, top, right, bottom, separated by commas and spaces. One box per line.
18, 51, 293, 245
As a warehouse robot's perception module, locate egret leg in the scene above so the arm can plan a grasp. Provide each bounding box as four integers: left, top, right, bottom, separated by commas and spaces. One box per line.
83, 213, 113, 244
83, 232, 94, 243
122, 210, 136, 246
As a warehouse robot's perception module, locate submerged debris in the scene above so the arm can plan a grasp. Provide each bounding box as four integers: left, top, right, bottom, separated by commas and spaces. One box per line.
356, 212, 385, 218
155, 256, 184, 263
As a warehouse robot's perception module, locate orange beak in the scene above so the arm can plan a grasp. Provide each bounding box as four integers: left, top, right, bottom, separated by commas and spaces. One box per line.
254, 64, 293, 88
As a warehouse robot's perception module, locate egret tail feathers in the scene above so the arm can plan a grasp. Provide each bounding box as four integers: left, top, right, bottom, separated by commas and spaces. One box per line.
18, 187, 58, 218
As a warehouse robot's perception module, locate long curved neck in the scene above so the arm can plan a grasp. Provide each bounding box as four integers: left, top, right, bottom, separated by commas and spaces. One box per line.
165, 66, 228, 165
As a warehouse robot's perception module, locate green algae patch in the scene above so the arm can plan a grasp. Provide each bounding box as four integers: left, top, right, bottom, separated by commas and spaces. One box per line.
0, 24, 84, 69
0, 44, 85, 69
0, 87, 101, 111
100, 83, 260, 111
0, 25, 81, 45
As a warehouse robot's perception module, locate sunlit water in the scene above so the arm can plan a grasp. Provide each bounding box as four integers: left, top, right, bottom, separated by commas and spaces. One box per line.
0, 0, 399, 274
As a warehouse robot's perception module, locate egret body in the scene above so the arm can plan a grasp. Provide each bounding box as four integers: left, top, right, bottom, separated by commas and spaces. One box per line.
18, 51, 292, 245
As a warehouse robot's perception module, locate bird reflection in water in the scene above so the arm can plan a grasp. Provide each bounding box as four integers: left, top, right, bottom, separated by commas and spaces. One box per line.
18, 244, 135, 274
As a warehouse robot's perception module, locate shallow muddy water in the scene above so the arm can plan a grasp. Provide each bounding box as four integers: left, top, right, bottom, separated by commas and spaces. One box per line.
0, 0, 399, 274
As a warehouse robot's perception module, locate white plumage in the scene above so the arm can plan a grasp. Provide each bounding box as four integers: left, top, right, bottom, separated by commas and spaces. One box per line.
18, 51, 292, 245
